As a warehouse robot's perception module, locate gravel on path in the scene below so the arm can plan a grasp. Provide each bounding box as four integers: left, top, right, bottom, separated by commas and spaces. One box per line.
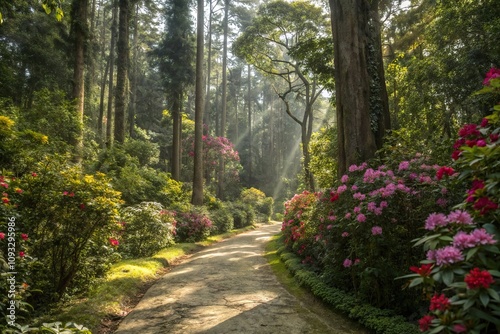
113, 222, 368, 334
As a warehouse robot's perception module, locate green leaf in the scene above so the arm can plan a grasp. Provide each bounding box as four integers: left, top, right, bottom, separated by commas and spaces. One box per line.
468, 307, 500, 325
490, 270, 500, 278
442, 270, 454, 286
480, 292, 490, 307
466, 247, 479, 261
409, 277, 424, 288
488, 288, 500, 301
429, 325, 446, 334
464, 297, 475, 310
413, 233, 441, 247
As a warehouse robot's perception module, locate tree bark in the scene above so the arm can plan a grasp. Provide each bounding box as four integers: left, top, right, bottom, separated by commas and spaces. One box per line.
106, 0, 118, 147
114, 0, 130, 144
171, 93, 181, 181
330, 0, 378, 176
192, 0, 205, 206
71, 0, 89, 162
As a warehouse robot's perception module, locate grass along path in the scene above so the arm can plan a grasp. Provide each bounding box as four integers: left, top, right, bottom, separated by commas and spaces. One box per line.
35, 224, 260, 333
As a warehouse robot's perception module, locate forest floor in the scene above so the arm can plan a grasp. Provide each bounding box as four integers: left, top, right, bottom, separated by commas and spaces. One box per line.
110, 222, 369, 334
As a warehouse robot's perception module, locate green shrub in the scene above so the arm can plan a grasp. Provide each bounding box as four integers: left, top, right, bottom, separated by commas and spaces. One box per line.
229, 202, 255, 228
209, 204, 234, 235
1, 157, 122, 308
240, 187, 274, 221
174, 208, 213, 242
119, 202, 176, 258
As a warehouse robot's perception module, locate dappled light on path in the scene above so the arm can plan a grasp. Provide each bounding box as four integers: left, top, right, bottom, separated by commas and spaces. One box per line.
114, 223, 363, 334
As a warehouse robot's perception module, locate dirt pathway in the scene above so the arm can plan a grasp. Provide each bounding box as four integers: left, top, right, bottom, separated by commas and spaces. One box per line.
114, 222, 368, 334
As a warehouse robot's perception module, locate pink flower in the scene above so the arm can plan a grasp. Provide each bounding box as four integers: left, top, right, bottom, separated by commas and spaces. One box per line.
425, 213, 448, 230
345, 212, 351, 219
356, 214, 366, 222
470, 228, 496, 246
343, 258, 353, 268
341, 174, 349, 183
351, 185, 358, 191
19, 251, 25, 257
21, 234, 28, 241
447, 210, 473, 225
341, 232, 349, 237
353, 206, 361, 214
337, 185, 348, 194
481, 118, 489, 127
483, 67, 500, 86
328, 215, 336, 221
371, 226, 382, 235
434, 246, 464, 266
452, 324, 467, 333
0, 232, 5, 240
398, 161, 410, 171
353, 192, 366, 201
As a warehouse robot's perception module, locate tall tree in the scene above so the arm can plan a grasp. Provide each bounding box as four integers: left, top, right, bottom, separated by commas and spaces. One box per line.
192, 0, 205, 205
114, 0, 130, 144
153, 0, 195, 180
70, 0, 89, 161
329, 0, 391, 176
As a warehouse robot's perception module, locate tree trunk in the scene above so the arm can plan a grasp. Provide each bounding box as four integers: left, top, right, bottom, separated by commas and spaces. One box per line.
128, 3, 139, 138
217, 0, 229, 199
171, 93, 181, 181
71, 0, 88, 162
107, 0, 118, 147
246, 64, 252, 184
114, 0, 130, 144
192, 0, 205, 206
204, 0, 214, 134
330, 0, 378, 176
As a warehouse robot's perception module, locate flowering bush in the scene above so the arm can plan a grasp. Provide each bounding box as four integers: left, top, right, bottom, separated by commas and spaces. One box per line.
174, 208, 213, 242
282, 157, 464, 314
240, 187, 274, 222
119, 202, 176, 258
1, 156, 123, 307
405, 70, 500, 334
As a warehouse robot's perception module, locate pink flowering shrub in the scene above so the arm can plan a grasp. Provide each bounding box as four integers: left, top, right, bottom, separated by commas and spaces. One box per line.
282, 156, 463, 314
175, 208, 214, 242
405, 70, 500, 333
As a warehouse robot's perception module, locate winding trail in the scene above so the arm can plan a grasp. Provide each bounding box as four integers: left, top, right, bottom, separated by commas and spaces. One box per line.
114, 222, 368, 334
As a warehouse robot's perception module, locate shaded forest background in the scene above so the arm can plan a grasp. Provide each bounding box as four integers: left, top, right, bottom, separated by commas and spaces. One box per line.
0, 0, 499, 208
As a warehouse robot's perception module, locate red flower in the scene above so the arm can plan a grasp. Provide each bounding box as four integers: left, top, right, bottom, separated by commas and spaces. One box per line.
465, 268, 494, 289
2, 197, 9, 204
19, 251, 25, 257
483, 67, 500, 86
458, 124, 481, 138
418, 315, 434, 332
491, 133, 499, 142
0, 232, 5, 240
329, 191, 339, 202
429, 293, 450, 311
79, 203, 86, 210
31, 172, 37, 177
410, 263, 433, 277
21, 234, 28, 241
480, 118, 489, 127
109, 237, 119, 247
473, 197, 499, 215
436, 167, 455, 180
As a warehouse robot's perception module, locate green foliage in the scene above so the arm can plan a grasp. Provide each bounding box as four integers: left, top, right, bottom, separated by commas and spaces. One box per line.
282, 156, 464, 315
276, 241, 419, 334
174, 208, 213, 243
208, 204, 234, 235
228, 202, 255, 229
309, 126, 337, 188
119, 202, 176, 258
2, 156, 122, 307
240, 187, 274, 222
6, 321, 90, 334
405, 74, 500, 333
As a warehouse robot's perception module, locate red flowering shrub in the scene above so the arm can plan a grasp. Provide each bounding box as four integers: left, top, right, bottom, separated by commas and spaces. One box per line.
405, 69, 500, 333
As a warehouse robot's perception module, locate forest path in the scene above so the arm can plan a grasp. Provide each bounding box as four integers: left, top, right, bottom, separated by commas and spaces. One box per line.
113, 222, 367, 334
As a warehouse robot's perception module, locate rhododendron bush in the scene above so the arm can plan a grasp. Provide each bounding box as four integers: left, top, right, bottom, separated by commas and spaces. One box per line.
282, 157, 463, 314
405, 70, 500, 334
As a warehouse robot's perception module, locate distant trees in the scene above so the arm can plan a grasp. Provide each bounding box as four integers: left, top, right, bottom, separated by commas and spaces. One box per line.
234, 0, 332, 191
